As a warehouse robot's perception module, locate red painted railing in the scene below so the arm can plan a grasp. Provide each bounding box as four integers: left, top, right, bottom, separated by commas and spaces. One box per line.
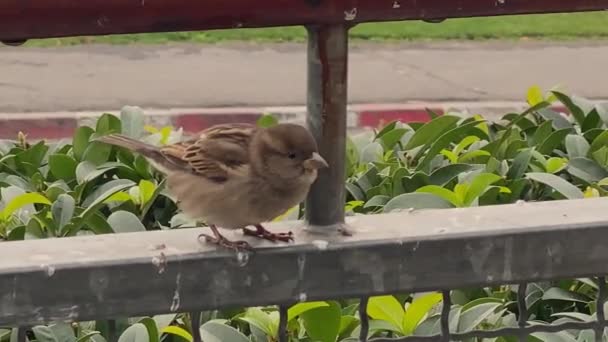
1, 0, 608, 41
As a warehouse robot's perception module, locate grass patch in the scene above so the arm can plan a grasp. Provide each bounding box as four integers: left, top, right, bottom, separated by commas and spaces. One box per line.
24, 12, 608, 47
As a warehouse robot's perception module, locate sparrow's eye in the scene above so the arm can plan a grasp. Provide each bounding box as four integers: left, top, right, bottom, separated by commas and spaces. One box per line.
287, 152, 297, 159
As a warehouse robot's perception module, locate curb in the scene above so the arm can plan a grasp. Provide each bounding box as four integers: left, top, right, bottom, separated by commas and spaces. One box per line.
0, 101, 577, 140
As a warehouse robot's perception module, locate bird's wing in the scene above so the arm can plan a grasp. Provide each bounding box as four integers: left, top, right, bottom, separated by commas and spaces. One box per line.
160, 123, 257, 183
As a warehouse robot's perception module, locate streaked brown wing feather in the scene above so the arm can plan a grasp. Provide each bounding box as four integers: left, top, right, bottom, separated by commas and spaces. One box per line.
160, 123, 257, 183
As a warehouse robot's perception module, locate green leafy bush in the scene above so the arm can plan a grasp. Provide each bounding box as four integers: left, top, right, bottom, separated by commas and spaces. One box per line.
1, 89, 607, 342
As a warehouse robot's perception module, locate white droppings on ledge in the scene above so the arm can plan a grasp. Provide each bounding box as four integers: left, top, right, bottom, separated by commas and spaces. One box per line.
299, 293, 308, 302
40, 264, 55, 277
344, 8, 357, 21
236, 251, 250, 267
170, 274, 181, 312
152, 253, 167, 274
311, 240, 329, 250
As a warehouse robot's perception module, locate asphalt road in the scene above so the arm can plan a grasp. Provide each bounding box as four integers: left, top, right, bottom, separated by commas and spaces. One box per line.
1, 40, 607, 112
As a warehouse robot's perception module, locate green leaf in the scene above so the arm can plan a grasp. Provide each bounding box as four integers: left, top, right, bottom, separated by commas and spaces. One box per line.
75, 332, 102, 342
567, 157, 608, 184
551, 91, 586, 126
79, 180, 135, 224
367, 295, 405, 333
527, 85, 544, 106
590, 130, 608, 153
75, 161, 100, 184
256, 114, 278, 128
138, 180, 156, 206
507, 148, 533, 180
72, 126, 95, 161
86, 212, 114, 235
364, 195, 390, 208
536, 109, 573, 130
239, 308, 276, 337
546, 157, 568, 174
537, 128, 572, 155
108, 211, 147, 233
1, 192, 51, 220
49, 323, 77, 342
463, 173, 502, 206
32, 326, 59, 342
301, 301, 342, 342
429, 164, 475, 186
121, 106, 146, 139
378, 128, 408, 150
404, 115, 460, 150
83, 142, 113, 166
403, 292, 443, 335
565, 135, 590, 159
416, 120, 487, 171
137, 317, 159, 342
199, 321, 249, 342
593, 146, 608, 166
542, 287, 590, 303
596, 103, 608, 126
526, 172, 584, 199
48, 154, 78, 182
160, 327, 192, 342
360, 142, 383, 164
96, 113, 122, 135
52, 194, 76, 232
416, 186, 462, 207
82, 179, 136, 208
384, 193, 454, 213
117, 323, 149, 342
457, 302, 502, 332
288, 301, 329, 321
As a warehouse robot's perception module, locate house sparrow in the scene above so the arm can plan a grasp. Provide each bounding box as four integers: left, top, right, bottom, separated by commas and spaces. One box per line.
97, 123, 328, 251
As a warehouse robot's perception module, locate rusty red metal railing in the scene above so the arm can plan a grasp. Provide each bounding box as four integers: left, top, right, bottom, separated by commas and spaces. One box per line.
1, 0, 608, 41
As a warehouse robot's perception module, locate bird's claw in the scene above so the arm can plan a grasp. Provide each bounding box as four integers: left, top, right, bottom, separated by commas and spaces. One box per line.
243, 226, 294, 243
198, 233, 253, 251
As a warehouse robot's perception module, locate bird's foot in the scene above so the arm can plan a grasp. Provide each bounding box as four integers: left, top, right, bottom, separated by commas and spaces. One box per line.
198, 224, 253, 251
198, 233, 253, 251
243, 224, 294, 243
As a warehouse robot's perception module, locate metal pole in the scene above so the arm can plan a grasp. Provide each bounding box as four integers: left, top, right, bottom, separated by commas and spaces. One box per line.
305, 24, 349, 228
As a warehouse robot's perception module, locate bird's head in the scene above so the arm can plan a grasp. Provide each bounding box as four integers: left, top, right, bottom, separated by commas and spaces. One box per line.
251, 123, 328, 183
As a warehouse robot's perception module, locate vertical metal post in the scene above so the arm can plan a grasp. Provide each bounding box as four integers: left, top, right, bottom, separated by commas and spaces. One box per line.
305, 24, 349, 227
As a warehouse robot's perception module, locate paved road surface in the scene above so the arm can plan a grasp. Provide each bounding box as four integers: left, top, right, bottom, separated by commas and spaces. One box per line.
1, 40, 607, 112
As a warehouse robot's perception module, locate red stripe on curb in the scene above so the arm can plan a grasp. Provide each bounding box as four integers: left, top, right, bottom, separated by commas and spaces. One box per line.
0, 118, 77, 140
173, 113, 262, 132
358, 108, 444, 128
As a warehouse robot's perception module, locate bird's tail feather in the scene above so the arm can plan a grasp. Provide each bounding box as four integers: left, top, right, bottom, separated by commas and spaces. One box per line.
96, 134, 174, 172
96, 134, 159, 155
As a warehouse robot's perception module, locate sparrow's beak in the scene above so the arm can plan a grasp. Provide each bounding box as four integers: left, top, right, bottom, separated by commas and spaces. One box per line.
303, 152, 329, 170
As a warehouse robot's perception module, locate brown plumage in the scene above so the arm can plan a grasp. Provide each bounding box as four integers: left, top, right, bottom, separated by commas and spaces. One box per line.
96, 123, 328, 251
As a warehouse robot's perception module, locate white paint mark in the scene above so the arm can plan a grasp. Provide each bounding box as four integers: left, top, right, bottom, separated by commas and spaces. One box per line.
496, 0, 506, 4
297, 254, 306, 281
40, 264, 55, 277
392, 1, 401, 8
152, 253, 167, 274
486, 275, 494, 282
236, 251, 250, 267
312, 240, 329, 250
170, 273, 181, 312
412, 241, 420, 252
235, 22, 243, 28
516, 200, 525, 206
299, 293, 308, 302
344, 8, 357, 21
